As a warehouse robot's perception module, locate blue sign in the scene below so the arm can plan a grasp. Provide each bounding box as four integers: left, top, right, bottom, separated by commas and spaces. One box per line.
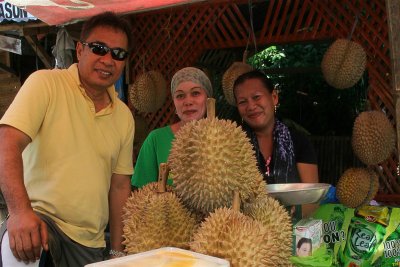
0, 1, 37, 22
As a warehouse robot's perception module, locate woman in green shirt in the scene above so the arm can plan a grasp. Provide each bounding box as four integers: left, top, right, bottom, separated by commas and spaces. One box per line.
131, 67, 213, 188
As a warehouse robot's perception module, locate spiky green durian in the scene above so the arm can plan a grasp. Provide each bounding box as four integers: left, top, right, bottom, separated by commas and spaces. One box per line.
168, 117, 265, 215
242, 194, 292, 264
336, 167, 379, 208
222, 62, 253, 105
191, 207, 284, 267
129, 70, 166, 112
321, 39, 366, 89
352, 110, 395, 165
122, 182, 197, 254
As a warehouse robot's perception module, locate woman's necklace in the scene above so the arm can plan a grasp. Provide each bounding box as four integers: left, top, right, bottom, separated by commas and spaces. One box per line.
265, 156, 272, 176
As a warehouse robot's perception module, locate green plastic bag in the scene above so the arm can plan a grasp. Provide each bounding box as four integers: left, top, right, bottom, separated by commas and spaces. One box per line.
290, 245, 333, 267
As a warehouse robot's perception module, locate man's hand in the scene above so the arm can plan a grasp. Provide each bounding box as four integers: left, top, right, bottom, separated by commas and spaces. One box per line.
7, 210, 48, 263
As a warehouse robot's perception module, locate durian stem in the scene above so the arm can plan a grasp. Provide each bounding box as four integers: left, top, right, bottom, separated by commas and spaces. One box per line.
207, 98, 216, 118
242, 49, 248, 63
158, 163, 169, 193
232, 191, 241, 212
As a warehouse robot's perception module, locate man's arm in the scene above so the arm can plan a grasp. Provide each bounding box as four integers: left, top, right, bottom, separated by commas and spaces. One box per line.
108, 173, 131, 257
0, 125, 48, 262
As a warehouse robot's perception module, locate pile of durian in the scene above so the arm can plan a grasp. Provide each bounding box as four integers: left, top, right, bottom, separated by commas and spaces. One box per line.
123, 99, 293, 266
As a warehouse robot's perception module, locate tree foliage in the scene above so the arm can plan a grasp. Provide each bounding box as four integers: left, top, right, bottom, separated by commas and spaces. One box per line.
247, 43, 368, 136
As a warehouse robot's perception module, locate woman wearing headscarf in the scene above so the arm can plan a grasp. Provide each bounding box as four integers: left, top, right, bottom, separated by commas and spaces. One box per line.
131, 67, 212, 188
233, 70, 318, 185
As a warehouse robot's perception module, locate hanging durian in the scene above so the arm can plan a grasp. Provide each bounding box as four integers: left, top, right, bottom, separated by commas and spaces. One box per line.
191, 192, 286, 267
168, 98, 265, 215
222, 51, 253, 105
352, 110, 395, 165
122, 163, 197, 254
129, 70, 167, 112
336, 167, 379, 208
321, 38, 366, 89
242, 194, 292, 264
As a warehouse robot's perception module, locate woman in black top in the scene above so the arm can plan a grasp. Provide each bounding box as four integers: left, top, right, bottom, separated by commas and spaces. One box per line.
233, 70, 319, 185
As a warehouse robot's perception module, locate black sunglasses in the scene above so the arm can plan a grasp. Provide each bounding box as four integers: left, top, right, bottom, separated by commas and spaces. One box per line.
81, 42, 129, 61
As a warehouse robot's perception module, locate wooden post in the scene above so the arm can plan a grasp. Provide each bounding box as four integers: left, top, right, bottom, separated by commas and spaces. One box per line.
386, 0, 400, 178
387, 1, 400, 90
24, 35, 52, 69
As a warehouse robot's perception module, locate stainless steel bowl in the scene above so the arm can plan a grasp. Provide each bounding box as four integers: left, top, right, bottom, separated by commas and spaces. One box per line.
266, 183, 330, 206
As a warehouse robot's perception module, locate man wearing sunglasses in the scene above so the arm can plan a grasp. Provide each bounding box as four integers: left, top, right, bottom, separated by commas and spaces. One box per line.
0, 11, 134, 266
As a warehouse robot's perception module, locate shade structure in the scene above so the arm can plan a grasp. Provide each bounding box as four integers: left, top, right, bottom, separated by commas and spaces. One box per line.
6, 0, 206, 25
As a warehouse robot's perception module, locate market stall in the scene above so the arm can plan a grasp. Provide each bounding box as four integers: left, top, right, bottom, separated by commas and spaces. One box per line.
1, 0, 399, 266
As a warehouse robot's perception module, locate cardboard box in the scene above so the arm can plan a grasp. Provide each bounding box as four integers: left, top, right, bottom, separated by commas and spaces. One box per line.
293, 218, 323, 257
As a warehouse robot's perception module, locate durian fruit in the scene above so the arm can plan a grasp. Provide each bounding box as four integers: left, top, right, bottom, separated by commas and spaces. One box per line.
321, 38, 366, 89
122, 164, 197, 254
352, 110, 395, 165
190, 192, 284, 267
336, 167, 379, 208
222, 61, 253, 105
242, 194, 292, 264
168, 112, 265, 214
129, 70, 167, 112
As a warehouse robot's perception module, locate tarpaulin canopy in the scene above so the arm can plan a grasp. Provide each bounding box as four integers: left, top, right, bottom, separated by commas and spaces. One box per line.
6, 0, 206, 26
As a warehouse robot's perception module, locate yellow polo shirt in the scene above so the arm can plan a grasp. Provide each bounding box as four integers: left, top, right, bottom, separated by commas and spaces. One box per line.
0, 64, 134, 247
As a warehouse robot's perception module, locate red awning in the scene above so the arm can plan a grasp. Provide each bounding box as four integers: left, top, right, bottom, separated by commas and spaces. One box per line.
6, 0, 206, 26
